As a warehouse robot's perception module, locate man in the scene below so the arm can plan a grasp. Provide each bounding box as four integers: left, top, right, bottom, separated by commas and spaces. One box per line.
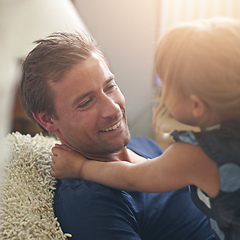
19, 31, 216, 240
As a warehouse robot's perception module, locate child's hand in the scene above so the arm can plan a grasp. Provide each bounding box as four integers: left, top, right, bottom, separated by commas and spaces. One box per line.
51, 144, 87, 179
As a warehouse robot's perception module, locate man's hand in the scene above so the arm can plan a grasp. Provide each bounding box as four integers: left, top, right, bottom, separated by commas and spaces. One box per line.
51, 144, 87, 179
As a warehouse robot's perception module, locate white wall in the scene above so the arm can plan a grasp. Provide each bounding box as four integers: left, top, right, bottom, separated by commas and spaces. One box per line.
74, 0, 159, 139
0, 0, 89, 192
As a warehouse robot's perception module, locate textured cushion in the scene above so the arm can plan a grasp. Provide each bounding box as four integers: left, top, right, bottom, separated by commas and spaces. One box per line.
0, 132, 71, 239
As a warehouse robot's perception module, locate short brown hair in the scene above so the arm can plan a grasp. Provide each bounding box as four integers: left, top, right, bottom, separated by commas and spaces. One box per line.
19, 31, 105, 124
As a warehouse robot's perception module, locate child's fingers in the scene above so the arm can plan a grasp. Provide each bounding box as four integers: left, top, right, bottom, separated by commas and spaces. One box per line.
52, 146, 60, 156
50, 160, 57, 178
52, 144, 73, 156
54, 143, 70, 150
50, 168, 59, 179
52, 154, 58, 164
51, 157, 62, 176
52, 146, 66, 156
51, 160, 66, 179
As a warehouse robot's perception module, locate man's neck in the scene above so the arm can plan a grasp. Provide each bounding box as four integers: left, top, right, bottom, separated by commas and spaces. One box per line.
82, 147, 147, 164
81, 147, 134, 163
56, 133, 146, 164
63, 139, 146, 163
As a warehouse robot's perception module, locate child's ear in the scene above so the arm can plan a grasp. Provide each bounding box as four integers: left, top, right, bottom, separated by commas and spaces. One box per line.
190, 95, 206, 118
33, 112, 58, 132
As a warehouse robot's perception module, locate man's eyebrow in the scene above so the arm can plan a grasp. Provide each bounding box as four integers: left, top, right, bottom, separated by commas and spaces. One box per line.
72, 91, 93, 108
104, 75, 115, 85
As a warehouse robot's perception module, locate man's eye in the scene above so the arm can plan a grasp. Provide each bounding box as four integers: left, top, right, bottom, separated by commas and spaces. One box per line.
78, 99, 92, 108
106, 84, 118, 92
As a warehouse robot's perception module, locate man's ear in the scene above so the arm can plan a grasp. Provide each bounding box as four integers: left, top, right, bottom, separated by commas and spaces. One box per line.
190, 95, 206, 118
33, 112, 58, 132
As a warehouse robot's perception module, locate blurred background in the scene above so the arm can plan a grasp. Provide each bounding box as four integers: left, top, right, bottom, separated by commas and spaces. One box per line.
1, 0, 240, 152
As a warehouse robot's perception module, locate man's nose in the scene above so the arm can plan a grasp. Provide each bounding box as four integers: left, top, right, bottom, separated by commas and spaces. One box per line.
100, 94, 121, 118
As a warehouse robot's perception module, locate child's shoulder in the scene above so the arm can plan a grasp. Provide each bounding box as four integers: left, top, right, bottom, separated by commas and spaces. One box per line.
171, 130, 199, 145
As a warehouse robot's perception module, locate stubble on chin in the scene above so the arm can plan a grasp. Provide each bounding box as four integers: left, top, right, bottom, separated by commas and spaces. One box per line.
102, 125, 131, 153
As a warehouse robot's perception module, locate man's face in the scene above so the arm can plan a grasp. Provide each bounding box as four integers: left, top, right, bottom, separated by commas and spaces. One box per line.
50, 54, 130, 156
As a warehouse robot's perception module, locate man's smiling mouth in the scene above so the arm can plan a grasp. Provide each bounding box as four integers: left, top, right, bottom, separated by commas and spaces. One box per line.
101, 121, 121, 132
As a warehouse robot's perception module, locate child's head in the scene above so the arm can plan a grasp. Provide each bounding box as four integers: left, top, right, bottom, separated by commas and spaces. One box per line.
154, 17, 240, 130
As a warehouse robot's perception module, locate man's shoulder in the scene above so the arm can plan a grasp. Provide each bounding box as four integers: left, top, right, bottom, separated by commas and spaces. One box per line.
54, 178, 131, 208
127, 136, 163, 159
56, 178, 118, 196
54, 179, 141, 239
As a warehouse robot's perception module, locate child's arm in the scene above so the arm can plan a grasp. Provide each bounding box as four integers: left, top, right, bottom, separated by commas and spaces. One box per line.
51, 142, 220, 198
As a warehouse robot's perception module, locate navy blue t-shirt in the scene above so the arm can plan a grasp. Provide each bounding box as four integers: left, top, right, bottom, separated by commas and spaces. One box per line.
54, 136, 216, 240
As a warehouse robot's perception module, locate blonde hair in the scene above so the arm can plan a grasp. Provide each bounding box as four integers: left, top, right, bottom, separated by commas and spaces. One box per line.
153, 17, 240, 131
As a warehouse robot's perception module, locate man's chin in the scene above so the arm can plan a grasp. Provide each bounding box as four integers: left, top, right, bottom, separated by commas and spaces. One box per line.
55, 124, 131, 155
98, 131, 131, 154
